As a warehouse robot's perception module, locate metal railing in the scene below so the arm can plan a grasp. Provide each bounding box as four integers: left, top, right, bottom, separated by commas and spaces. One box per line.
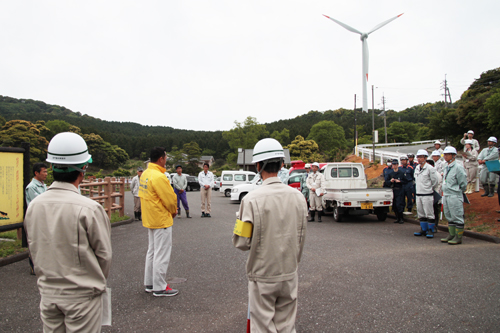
356, 140, 444, 164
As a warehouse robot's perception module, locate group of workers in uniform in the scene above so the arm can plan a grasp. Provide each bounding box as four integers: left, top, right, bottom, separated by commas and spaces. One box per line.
383, 129, 500, 245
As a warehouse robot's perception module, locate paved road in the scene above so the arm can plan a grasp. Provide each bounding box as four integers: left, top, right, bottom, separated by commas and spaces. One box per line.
1, 190, 500, 332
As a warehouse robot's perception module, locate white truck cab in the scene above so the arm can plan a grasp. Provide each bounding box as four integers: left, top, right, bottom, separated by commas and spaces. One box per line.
230, 175, 262, 201
322, 163, 393, 222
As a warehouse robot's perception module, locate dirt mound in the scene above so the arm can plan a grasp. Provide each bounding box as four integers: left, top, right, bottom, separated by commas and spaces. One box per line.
343, 154, 386, 180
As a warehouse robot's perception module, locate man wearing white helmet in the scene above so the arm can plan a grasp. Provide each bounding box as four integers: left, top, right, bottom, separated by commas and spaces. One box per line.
233, 138, 307, 332
25, 132, 112, 332
277, 161, 289, 184
413, 149, 438, 238
477, 136, 499, 197
461, 139, 479, 194
440, 146, 467, 245
306, 162, 326, 222
460, 130, 480, 152
300, 163, 311, 209
431, 150, 445, 175
433, 141, 444, 160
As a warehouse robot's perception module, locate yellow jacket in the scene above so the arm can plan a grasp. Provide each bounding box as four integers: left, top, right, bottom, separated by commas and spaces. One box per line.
139, 163, 177, 229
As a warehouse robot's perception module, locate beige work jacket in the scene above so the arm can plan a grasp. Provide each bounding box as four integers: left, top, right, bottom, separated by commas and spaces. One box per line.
233, 177, 307, 283
25, 181, 112, 297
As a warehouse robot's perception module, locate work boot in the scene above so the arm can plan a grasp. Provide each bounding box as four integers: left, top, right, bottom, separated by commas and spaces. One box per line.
317, 211, 322, 223
414, 219, 428, 236
394, 211, 401, 223
426, 223, 435, 238
481, 184, 490, 197
448, 226, 464, 245
398, 212, 404, 224
139, 212, 142, 221
488, 185, 495, 197
134, 212, 138, 220
177, 208, 181, 218
186, 210, 192, 218
441, 225, 456, 243
308, 211, 315, 222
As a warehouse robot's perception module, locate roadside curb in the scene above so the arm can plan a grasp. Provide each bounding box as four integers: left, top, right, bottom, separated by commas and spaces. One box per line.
0, 217, 136, 268
388, 214, 500, 244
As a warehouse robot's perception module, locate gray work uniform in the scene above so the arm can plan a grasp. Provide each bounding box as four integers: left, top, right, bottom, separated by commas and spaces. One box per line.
463, 149, 479, 183
442, 160, 467, 225
233, 177, 307, 333
414, 163, 438, 220
25, 181, 112, 332
306, 171, 326, 211
460, 137, 480, 152
478, 147, 499, 185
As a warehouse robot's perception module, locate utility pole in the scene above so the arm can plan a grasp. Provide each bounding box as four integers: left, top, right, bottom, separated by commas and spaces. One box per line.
441, 74, 453, 107
383, 95, 387, 143
354, 94, 357, 155
372, 85, 375, 161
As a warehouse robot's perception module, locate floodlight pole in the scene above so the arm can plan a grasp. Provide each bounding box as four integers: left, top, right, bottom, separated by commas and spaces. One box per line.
354, 94, 357, 155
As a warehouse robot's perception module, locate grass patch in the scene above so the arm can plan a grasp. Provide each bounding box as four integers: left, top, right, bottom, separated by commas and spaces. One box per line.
110, 212, 130, 223
0, 239, 27, 258
0, 230, 18, 240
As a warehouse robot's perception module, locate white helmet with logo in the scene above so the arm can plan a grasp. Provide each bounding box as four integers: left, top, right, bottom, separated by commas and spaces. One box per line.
443, 146, 457, 154
487, 136, 497, 143
400, 155, 408, 160
467, 130, 474, 135
305, 163, 311, 168
431, 150, 441, 157
312, 162, 320, 168
416, 149, 429, 157
464, 139, 473, 145
252, 138, 285, 164
434, 140, 442, 145
46, 132, 92, 172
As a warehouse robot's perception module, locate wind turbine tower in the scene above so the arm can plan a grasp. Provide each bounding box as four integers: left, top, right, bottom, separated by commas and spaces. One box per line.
323, 13, 403, 112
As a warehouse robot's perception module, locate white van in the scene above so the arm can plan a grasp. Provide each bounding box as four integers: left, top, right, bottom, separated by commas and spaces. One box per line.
219, 171, 256, 197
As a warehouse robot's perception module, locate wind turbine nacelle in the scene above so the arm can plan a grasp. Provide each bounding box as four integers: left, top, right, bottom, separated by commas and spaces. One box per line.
360, 33, 368, 41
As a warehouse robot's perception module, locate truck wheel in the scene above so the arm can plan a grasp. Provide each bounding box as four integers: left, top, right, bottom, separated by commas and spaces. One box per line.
225, 189, 231, 197
376, 212, 387, 221
239, 193, 247, 201
187, 185, 191, 191
333, 203, 342, 223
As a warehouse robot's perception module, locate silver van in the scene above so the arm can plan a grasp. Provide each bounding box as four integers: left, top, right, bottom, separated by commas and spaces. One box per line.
219, 171, 256, 197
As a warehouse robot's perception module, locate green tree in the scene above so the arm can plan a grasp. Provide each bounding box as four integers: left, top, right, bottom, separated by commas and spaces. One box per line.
270, 128, 290, 146
222, 116, 269, 164
82, 133, 129, 169
183, 141, 202, 175
0, 120, 50, 164
307, 120, 348, 159
285, 135, 322, 163
485, 88, 500, 134
384, 121, 421, 143
0, 115, 5, 127
45, 119, 72, 139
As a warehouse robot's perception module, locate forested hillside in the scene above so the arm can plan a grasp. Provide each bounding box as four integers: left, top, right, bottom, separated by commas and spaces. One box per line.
1, 67, 499, 163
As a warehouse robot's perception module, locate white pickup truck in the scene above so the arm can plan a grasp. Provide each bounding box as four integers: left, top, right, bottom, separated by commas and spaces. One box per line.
321, 163, 393, 222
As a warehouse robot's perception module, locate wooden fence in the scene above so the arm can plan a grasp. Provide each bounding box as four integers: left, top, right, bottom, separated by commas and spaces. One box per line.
80, 177, 128, 218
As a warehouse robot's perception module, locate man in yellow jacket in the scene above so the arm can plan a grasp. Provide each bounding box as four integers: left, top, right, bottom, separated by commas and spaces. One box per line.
139, 147, 179, 297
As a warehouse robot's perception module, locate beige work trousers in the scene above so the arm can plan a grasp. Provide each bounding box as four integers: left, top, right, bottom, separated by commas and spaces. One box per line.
465, 165, 478, 183
309, 192, 323, 211
248, 273, 298, 333
40, 294, 102, 333
200, 187, 211, 213
134, 196, 141, 212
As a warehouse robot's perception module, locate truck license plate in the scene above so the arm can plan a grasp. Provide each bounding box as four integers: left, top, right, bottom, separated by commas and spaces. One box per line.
361, 203, 373, 210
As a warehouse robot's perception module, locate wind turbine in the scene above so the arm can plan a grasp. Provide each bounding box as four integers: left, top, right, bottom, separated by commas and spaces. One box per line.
323, 13, 403, 112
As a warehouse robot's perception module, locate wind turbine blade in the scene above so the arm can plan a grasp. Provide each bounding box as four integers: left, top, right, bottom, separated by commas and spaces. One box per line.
367, 13, 403, 35
323, 15, 362, 35
362, 39, 369, 112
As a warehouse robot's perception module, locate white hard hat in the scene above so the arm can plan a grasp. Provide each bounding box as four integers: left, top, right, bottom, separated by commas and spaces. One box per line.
400, 155, 408, 160
305, 163, 311, 168
46, 132, 92, 165
312, 162, 320, 168
431, 150, 441, 157
251, 138, 285, 163
434, 140, 442, 145
467, 130, 474, 135
416, 149, 429, 157
443, 146, 457, 154
487, 136, 497, 143
464, 139, 473, 145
